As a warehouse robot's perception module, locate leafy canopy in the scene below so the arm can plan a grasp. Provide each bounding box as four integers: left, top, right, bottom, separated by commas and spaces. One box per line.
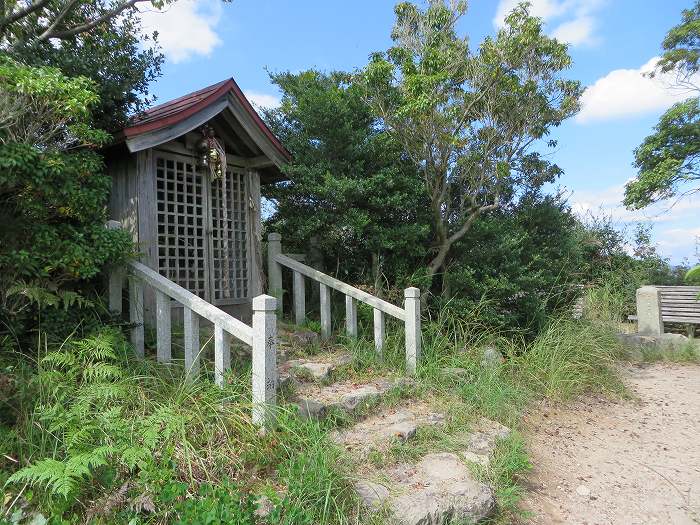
262, 69, 429, 289
625, 1, 700, 209
361, 0, 581, 285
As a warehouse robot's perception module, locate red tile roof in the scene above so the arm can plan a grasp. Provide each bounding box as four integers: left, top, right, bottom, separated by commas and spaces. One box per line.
122, 78, 290, 161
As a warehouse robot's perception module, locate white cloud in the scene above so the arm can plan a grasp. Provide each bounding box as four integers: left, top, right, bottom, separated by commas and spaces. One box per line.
576, 57, 694, 123
494, 0, 603, 47
139, 0, 222, 63
244, 91, 281, 109
551, 15, 595, 46
568, 184, 700, 262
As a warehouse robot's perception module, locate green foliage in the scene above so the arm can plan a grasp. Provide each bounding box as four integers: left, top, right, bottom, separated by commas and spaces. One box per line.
442, 193, 593, 333
9, 3, 164, 132
625, 2, 700, 209
0, 142, 133, 341
685, 265, 700, 283
263, 69, 429, 290
361, 0, 582, 284
159, 481, 258, 525
656, 1, 700, 78
626, 98, 700, 209
0, 56, 109, 146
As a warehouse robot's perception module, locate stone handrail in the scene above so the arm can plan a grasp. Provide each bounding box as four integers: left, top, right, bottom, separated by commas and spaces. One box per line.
266, 233, 421, 374
106, 221, 277, 429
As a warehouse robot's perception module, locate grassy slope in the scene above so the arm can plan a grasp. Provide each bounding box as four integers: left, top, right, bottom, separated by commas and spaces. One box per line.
2, 299, 698, 524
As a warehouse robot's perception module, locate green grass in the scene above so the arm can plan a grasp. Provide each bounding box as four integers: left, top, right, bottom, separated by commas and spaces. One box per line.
2, 296, 639, 524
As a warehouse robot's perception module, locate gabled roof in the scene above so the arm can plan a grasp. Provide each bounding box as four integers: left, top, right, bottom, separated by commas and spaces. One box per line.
119, 78, 291, 166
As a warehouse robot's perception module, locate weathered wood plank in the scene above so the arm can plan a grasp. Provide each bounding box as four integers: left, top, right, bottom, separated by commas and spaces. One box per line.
248, 170, 263, 297
275, 253, 406, 320
129, 261, 253, 345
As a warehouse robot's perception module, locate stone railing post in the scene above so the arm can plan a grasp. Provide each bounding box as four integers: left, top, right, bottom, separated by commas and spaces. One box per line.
404, 287, 421, 375
105, 220, 124, 314
636, 286, 664, 335
267, 233, 283, 316
252, 294, 277, 430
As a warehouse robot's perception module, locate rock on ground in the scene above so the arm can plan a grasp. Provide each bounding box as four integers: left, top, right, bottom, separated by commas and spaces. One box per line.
293, 377, 405, 419
331, 402, 445, 457
357, 452, 495, 525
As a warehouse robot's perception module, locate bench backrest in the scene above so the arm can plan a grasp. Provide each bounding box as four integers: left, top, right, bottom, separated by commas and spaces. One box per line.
656, 286, 700, 324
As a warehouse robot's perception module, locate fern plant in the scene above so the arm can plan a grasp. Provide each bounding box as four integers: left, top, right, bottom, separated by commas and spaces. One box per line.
4, 329, 165, 503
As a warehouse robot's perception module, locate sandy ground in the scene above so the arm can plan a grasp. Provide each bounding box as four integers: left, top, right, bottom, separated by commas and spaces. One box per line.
520, 363, 700, 525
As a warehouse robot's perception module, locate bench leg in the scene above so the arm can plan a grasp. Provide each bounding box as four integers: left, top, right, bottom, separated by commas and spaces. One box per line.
689, 325, 696, 339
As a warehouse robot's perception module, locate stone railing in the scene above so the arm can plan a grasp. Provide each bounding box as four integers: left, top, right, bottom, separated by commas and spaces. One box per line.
266, 233, 421, 374
106, 221, 277, 428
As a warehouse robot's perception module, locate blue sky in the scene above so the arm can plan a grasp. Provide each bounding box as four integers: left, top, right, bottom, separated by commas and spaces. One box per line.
138, 0, 699, 264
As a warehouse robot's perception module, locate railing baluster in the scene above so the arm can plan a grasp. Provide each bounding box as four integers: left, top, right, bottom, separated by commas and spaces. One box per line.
129, 277, 144, 358
183, 306, 200, 380
404, 287, 421, 375
293, 270, 305, 325
108, 267, 124, 314
373, 308, 385, 356
345, 295, 357, 337
267, 233, 284, 316
214, 324, 231, 387
155, 290, 172, 363
320, 283, 331, 340
252, 295, 277, 430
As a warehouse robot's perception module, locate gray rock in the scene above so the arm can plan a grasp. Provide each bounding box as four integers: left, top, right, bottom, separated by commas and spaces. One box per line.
339, 382, 391, 411
388, 453, 495, 525
254, 495, 274, 518
481, 345, 505, 367
296, 398, 326, 419
295, 362, 334, 381
355, 481, 389, 508
286, 330, 319, 346
332, 405, 444, 455
462, 418, 511, 466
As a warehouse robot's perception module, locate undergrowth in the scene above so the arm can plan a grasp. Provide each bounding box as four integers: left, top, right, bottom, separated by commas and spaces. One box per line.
1, 293, 636, 524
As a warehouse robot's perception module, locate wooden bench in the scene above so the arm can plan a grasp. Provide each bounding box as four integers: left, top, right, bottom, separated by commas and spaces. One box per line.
635, 285, 700, 337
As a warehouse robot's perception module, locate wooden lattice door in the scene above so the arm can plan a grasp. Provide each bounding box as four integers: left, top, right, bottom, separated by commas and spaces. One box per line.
210, 167, 249, 304
155, 151, 249, 304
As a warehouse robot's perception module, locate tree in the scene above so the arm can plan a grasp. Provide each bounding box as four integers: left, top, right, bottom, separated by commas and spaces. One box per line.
624, 2, 700, 209
0, 0, 171, 47
6, 1, 164, 131
262, 70, 429, 293
0, 58, 132, 342
361, 1, 581, 292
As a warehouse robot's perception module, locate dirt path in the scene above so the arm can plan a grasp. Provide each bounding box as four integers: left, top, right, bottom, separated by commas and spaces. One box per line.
520, 363, 700, 525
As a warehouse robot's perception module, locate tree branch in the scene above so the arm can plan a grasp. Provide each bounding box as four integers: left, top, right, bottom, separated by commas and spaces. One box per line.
0, 0, 51, 33
38, 0, 143, 41
36, 0, 82, 41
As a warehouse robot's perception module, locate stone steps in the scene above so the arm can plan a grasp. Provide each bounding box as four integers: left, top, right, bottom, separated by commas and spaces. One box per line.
351, 416, 511, 525
331, 402, 445, 458
293, 377, 409, 419
278, 325, 509, 524
278, 351, 352, 386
